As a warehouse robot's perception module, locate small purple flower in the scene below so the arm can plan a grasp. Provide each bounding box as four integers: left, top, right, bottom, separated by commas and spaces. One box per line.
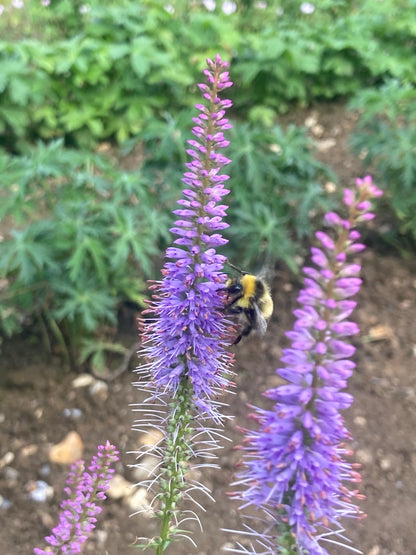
300, 2, 315, 14
222, 0, 237, 14
232, 177, 382, 554
203, 0, 216, 11
34, 442, 119, 555
140, 54, 233, 421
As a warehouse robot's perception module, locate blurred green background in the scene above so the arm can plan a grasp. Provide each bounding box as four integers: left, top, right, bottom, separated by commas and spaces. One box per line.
1, 0, 415, 368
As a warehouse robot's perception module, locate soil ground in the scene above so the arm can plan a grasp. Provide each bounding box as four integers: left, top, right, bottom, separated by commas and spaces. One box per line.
1, 103, 416, 555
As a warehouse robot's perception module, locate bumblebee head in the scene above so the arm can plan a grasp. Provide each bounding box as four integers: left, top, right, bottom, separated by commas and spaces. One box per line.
224, 277, 242, 295
225, 274, 257, 296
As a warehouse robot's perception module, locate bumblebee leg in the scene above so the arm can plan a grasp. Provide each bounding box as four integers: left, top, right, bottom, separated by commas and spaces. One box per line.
232, 310, 255, 344
233, 322, 253, 344
233, 324, 253, 345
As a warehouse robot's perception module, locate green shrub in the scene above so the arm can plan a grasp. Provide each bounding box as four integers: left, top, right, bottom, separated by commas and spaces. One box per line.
134, 116, 335, 272
226, 122, 335, 270
0, 140, 171, 366
0, 115, 335, 362
1, 0, 416, 148
349, 80, 416, 241
0, 3, 189, 147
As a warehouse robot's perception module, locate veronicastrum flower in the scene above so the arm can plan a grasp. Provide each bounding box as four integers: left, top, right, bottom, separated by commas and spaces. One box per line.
34, 442, 119, 555
139, 53, 233, 421
133, 54, 234, 551
229, 176, 382, 555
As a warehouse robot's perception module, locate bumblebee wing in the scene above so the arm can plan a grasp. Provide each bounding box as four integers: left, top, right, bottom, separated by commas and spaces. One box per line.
252, 303, 268, 335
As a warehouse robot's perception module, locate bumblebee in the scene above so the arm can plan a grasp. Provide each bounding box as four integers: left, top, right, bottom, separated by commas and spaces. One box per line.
224, 263, 274, 345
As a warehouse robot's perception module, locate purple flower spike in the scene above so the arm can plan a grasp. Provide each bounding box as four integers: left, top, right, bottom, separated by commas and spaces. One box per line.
34, 442, 119, 555
132, 55, 234, 552
232, 178, 383, 554
140, 54, 233, 421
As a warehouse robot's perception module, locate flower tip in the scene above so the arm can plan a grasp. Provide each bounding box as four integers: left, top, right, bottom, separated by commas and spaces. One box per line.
356, 175, 383, 198
356, 174, 373, 187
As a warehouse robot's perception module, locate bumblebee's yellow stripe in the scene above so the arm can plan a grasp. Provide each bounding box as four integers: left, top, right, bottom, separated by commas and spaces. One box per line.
240, 275, 257, 308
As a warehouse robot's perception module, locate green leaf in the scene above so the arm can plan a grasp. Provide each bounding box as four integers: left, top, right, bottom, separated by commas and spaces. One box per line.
108, 43, 130, 60
8, 76, 32, 105
52, 280, 117, 332
130, 36, 155, 77
0, 224, 56, 284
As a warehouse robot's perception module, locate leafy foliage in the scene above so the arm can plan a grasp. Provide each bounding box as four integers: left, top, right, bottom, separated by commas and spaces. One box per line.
2, 0, 411, 358
0, 140, 171, 365
349, 80, 416, 241
226, 123, 335, 270
0, 120, 333, 358
1, 0, 416, 148
134, 117, 335, 271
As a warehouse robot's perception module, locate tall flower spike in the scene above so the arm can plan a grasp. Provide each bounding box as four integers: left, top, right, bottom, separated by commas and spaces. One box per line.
139, 53, 233, 422
34, 442, 119, 555
229, 177, 382, 555
133, 55, 234, 552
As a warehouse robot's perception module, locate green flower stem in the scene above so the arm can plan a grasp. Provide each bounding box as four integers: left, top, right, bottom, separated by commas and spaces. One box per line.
155, 379, 194, 554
